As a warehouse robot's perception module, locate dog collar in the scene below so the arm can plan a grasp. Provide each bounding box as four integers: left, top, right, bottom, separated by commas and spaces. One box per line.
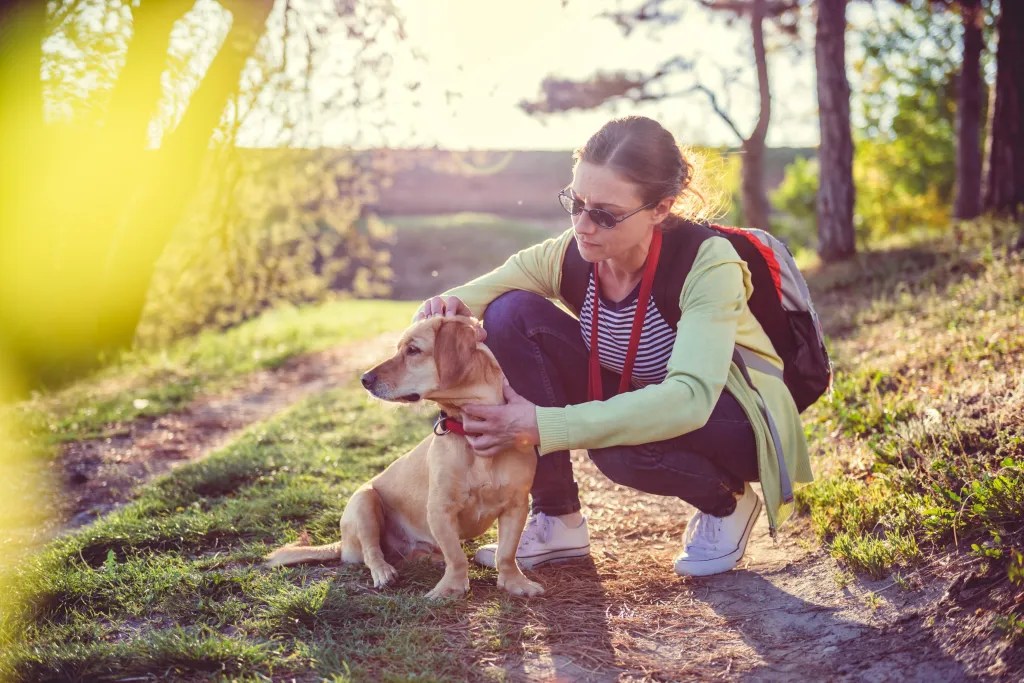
433, 411, 472, 436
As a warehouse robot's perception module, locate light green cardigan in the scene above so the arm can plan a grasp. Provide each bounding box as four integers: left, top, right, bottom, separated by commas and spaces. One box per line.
444, 228, 813, 534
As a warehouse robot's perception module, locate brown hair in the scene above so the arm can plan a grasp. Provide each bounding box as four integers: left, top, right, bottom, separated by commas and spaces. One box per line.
573, 116, 726, 224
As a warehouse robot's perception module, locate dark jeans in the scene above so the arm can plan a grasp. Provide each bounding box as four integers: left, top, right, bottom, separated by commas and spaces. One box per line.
483, 290, 759, 518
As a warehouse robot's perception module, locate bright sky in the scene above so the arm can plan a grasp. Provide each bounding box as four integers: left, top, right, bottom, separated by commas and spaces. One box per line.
315, 0, 821, 151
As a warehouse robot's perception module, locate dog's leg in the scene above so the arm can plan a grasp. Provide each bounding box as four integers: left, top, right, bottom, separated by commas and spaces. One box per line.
495, 500, 544, 597
424, 499, 470, 600
347, 486, 398, 588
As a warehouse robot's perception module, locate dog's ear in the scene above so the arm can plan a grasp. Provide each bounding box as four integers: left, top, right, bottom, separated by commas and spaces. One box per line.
434, 319, 479, 389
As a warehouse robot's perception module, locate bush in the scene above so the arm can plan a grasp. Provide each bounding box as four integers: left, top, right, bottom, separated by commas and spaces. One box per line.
137, 149, 394, 347
771, 140, 952, 252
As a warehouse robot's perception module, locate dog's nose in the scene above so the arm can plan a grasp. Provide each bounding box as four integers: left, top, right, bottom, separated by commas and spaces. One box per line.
361, 371, 376, 389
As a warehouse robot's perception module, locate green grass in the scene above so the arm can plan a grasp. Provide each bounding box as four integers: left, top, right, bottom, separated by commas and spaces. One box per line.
9, 299, 416, 443
796, 217, 1024, 618
1, 381, 499, 682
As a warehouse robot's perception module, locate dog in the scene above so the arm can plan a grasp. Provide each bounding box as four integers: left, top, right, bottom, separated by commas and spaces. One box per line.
265, 315, 543, 600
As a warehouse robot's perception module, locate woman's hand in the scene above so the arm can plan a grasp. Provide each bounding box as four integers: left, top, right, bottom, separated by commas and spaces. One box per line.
462, 381, 540, 457
414, 295, 473, 321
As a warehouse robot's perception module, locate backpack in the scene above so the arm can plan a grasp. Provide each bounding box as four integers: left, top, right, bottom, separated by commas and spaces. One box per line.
559, 220, 833, 413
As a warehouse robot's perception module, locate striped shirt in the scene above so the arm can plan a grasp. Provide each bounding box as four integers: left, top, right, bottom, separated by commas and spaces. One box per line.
579, 272, 676, 387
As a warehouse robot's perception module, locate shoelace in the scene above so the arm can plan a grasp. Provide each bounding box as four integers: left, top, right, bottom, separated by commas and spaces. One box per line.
686, 512, 723, 550
521, 512, 555, 545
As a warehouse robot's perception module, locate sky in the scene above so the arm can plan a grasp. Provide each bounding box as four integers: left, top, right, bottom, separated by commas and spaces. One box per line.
312, 0, 822, 151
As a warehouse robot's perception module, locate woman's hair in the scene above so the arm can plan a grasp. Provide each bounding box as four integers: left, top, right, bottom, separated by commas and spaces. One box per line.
572, 116, 726, 224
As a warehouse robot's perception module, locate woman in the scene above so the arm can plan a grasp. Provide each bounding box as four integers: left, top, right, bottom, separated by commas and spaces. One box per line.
414, 116, 812, 577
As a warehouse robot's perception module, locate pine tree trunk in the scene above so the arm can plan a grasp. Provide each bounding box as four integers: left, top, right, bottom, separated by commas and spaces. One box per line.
815, 0, 855, 262
984, 0, 1024, 217
741, 139, 771, 230
954, 0, 984, 220
742, 0, 772, 230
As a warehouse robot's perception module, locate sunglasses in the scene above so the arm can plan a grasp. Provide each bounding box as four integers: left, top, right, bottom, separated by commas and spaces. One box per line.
557, 189, 657, 229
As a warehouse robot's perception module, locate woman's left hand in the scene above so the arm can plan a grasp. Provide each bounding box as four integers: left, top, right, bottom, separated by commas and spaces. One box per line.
461, 381, 540, 457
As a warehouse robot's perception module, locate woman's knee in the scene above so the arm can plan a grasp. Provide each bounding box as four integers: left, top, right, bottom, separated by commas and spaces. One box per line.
482, 291, 553, 338
588, 446, 660, 491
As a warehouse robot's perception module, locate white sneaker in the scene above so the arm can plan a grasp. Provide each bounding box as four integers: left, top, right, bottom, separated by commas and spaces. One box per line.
474, 512, 591, 570
674, 483, 762, 577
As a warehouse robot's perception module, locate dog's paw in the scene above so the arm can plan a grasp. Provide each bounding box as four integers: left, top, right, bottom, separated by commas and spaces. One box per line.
498, 573, 544, 598
425, 577, 469, 600
369, 561, 398, 588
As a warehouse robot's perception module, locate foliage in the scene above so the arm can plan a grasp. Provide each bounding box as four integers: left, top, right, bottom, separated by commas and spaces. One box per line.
138, 148, 395, 347
852, 138, 953, 242
2, 1, 410, 393
771, 1, 984, 246
852, 0, 960, 236
773, 135, 958, 247
769, 155, 817, 248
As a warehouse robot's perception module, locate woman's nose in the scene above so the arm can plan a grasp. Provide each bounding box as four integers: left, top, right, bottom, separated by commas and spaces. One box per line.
572, 211, 597, 234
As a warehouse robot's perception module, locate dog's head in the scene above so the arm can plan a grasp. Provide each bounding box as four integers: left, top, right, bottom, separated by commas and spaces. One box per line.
360, 315, 498, 405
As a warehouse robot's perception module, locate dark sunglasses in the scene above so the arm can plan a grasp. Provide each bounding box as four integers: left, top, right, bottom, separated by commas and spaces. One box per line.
557, 189, 656, 229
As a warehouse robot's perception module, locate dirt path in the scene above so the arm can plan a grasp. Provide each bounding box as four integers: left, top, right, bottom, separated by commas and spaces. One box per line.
45, 337, 1002, 681
500, 454, 975, 681
48, 333, 395, 535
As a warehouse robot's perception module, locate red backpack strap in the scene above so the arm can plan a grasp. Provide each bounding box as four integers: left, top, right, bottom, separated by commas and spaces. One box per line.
708, 225, 798, 364
711, 224, 783, 301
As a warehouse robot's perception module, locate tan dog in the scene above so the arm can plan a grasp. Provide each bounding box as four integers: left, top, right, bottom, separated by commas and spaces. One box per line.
265, 315, 543, 599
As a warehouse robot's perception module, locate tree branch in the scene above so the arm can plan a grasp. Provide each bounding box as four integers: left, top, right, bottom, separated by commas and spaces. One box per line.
687, 83, 746, 142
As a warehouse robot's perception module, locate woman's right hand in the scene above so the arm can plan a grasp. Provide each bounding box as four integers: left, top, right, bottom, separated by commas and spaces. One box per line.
414, 295, 473, 321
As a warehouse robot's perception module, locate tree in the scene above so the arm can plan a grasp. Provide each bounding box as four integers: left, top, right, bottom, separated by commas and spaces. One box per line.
954, 0, 984, 219
519, 0, 803, 231
855, 1, 960, 231
815, 0, 855, 261
983, 0, 1024, 217
0, 0, 409, 388
897, 0, 993, 220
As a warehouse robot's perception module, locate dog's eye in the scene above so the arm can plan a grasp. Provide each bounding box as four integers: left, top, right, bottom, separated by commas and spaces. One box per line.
406, 345, 421, 356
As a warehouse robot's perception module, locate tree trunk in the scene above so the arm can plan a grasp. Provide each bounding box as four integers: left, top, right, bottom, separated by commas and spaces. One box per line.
815, 0, 855, 262
983, 0, 1024, 217
0, 1, 49, 384
954, 0, 983, 220
742, 0, 771, 230
99, 0, 275, 347
0, 0, 44, 222
741, 139, 771, 229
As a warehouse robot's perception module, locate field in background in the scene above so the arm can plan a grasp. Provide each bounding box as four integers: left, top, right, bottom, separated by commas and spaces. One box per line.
237, 146, 813, 222
382, 213, 564, 301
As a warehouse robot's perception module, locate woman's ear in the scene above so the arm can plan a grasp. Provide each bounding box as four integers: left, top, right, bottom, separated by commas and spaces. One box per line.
653, 196, 674, 225
434, 319, 479, 389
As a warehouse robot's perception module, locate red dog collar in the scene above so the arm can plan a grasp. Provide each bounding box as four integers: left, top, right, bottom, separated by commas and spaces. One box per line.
433, 411, 474, 436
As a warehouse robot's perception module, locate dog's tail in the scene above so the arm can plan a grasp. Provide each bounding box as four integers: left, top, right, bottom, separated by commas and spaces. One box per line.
264, 535, 344, 567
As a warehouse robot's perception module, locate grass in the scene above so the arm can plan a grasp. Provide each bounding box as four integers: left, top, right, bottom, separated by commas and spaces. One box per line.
1, 381, 504, 682
7, 299, 416, 444
794, 218, 1024, 637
